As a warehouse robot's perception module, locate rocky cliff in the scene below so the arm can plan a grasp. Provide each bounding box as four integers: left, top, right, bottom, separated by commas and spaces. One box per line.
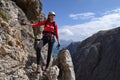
0, 0, 75, 80
66, 41, 81, 56
0, 0, 35, 79
73, 27, 120, 80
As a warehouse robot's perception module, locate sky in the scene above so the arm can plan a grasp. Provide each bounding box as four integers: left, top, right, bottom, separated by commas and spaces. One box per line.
41, 0, 120, 41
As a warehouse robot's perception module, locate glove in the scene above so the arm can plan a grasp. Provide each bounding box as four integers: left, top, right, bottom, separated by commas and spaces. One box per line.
57, 43, 60, 50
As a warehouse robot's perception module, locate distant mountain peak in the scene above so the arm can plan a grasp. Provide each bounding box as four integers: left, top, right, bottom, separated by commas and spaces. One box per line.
72, 26, 120, 80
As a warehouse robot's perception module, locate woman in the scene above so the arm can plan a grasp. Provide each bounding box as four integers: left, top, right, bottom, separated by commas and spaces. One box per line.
30, 11, 60, 72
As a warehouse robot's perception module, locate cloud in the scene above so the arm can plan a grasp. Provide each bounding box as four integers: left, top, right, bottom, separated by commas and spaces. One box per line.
69, 12, 95, 20
59, 28, 74, 36
59, 28, 74, 40
59, 8, 120, 41
104, 8, 120, 15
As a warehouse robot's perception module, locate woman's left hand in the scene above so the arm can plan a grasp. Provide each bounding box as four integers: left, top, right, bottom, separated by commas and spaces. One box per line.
57, 43, 60, 50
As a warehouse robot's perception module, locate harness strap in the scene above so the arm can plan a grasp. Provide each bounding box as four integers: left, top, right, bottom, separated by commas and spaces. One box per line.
43, 31, 55, 37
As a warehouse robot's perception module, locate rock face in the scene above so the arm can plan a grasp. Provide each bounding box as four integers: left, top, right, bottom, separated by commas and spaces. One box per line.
73, 27, 120, 80
0, 0, 75, 80
0, 0, 35, 79
58, 50, 76, 80
12, 0, 42, 21
66, 41, 81, 56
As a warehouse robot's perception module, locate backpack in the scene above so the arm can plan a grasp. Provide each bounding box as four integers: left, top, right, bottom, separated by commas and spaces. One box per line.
44, 20, 56, 35
33, 20, 56, 39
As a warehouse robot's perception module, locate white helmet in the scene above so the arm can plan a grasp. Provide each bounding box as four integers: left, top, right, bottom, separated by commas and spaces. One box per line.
48, 11, 56, 16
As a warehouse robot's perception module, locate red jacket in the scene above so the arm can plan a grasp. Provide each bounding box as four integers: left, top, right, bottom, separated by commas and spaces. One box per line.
31, 20, 59, 41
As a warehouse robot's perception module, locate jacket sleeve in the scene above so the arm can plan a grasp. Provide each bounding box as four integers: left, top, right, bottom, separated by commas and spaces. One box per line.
31, 20, 46, 27
55, 23, 60, 43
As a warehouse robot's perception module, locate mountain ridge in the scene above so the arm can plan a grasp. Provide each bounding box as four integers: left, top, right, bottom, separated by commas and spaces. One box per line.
71, 26, 120, 80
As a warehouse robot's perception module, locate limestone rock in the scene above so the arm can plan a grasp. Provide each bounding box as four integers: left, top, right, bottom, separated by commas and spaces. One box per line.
0, 0, 76, 80
73, 27, 120, 80
66, 41, 81, 56
1, 20, 9, 27
0, 0, 34, 79
12, 0, 42, 21
58, 49, 76, 80
45, 65, 60, 80
25, 49, 75, 80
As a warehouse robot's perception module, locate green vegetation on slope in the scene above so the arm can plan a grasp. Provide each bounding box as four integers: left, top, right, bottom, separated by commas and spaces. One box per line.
0, 7, 10, 22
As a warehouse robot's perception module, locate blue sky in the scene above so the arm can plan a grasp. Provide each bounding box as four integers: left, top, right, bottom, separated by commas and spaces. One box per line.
41, 0, 120, 41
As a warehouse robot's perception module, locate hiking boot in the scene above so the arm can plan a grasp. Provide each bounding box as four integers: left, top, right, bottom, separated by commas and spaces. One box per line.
36, 65, 42, 73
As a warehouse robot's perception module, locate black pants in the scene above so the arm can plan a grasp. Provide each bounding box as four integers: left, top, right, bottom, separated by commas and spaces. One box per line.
36, 35, 55, 69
